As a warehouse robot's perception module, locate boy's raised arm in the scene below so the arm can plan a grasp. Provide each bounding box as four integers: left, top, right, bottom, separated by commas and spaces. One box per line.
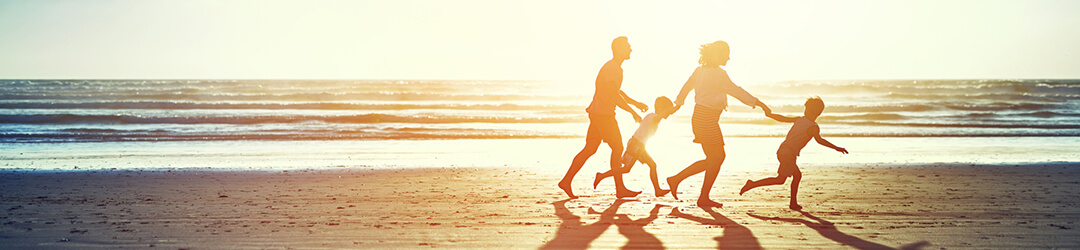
809, 126, 848, 154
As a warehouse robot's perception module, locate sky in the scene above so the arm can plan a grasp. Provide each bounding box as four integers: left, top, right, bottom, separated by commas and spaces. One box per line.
1, 0, 1078, 85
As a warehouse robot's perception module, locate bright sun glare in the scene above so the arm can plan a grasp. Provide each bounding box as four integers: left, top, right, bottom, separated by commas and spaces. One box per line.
0, 1, 1077, 81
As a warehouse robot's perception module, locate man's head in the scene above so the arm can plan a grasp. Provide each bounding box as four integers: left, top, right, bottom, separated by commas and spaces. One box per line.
698, 40, 730, 66
804, 97, 824, 118
612, 36, 632, 60
655, 96, 675, 118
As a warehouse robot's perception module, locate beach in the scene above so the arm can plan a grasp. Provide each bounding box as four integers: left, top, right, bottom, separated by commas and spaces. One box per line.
4, 0, 1080, 247
2, 162, 1078, 249
2, 78, 1079, 249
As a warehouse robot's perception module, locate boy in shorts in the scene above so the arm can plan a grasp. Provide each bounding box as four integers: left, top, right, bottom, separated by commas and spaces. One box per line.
740, 97, 848, 210
594, 96, 676, 197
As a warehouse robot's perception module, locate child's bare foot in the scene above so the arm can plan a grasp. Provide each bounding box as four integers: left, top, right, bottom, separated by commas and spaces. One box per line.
654, 188, 670, 197
666, 176, 681, 200
592, 172, 605, 189
697, 199, 723, 208
789, 203, 802, 211
739, 180, 753, 195
616, 189, 642, 199
558, 181, 577, 199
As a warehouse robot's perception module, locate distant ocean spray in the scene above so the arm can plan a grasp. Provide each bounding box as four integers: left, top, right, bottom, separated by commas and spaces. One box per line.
1, 79, 1078, 142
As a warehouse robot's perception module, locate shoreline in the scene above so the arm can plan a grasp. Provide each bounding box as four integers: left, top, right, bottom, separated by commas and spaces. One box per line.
4, 137, 1079, 174
2, 163, 1079, 249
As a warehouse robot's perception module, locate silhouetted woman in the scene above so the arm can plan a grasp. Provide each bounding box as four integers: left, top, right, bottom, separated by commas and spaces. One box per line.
667, 40, 768, 208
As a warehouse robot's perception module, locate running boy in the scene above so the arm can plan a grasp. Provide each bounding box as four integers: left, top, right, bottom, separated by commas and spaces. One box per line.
593, 96, 676, 197
740, 97, 848, 210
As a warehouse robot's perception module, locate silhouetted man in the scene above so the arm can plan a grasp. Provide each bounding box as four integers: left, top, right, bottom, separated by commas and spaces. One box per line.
558, 36, 648, 199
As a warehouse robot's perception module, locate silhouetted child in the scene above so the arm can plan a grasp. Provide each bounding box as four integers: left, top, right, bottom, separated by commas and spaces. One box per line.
740, 97, 848, 210
593, 96, 676, 197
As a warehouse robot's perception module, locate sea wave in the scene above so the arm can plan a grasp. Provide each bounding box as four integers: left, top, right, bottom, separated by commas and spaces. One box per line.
0, 92, 584, 102
0, 114, 587, 125
2, 79, 1078, 142
0, 101, 583, 111
0, 128, 576, 142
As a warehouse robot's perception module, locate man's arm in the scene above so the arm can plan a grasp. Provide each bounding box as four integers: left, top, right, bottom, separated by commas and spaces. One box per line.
613, 91, 642, 122
809, 126, 848, 154
620, 91, 648, 112
597, 68, 641, 122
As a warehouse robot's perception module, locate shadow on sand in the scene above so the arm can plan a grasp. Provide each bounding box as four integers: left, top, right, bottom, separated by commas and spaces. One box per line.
544, 200, 930, 249
541, 199, 665, 249
747, 211, 931, 250
671, 207, 763, 250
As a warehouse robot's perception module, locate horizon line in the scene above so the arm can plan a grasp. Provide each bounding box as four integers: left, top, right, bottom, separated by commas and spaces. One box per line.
3, 77, 1079, 82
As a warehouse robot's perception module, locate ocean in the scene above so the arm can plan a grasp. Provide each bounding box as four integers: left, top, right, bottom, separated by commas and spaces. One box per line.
1, 79, 1079, 172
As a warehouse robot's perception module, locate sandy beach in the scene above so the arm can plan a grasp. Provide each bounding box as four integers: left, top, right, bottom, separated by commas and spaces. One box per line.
2, 163, 1078, 249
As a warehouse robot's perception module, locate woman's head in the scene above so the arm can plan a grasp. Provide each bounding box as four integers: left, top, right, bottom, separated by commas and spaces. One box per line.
698, 40, 730, 67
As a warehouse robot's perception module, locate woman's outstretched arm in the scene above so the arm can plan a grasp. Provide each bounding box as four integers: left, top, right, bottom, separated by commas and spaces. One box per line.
716, 69, 760, 108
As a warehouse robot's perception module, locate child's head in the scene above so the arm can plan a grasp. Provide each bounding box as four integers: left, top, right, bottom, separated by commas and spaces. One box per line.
655, 96, 675, 118
804, 97, 825, 118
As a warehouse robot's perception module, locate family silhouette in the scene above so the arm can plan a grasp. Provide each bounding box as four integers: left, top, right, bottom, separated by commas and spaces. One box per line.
544, 36, 933, 250
559, 37, 847, 211
542, 36, 931, 250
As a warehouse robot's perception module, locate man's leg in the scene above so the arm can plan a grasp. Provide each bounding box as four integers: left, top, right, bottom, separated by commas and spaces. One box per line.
608, 140, 641, 198
560, 139, 602, 198
593, 154, 634, 189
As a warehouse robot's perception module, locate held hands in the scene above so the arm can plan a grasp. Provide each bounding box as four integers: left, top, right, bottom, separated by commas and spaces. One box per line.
757, 101, 773, 116
760, 105, 773, 115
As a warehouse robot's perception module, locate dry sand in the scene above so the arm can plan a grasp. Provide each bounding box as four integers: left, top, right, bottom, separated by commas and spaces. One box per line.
1, 164, 1079, 249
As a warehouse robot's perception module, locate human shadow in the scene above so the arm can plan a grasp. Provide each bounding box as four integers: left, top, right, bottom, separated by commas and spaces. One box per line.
541, 199, 665, 249
604, 203, 666, 249
670, 207, 762, 249
747, 211, 930, 250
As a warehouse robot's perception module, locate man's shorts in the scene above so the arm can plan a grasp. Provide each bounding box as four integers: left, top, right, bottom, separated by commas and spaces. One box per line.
585, 113, 621, 143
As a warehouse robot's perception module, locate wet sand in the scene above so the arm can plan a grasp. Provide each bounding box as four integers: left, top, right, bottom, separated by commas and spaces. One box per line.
1, 164, 1078, 249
